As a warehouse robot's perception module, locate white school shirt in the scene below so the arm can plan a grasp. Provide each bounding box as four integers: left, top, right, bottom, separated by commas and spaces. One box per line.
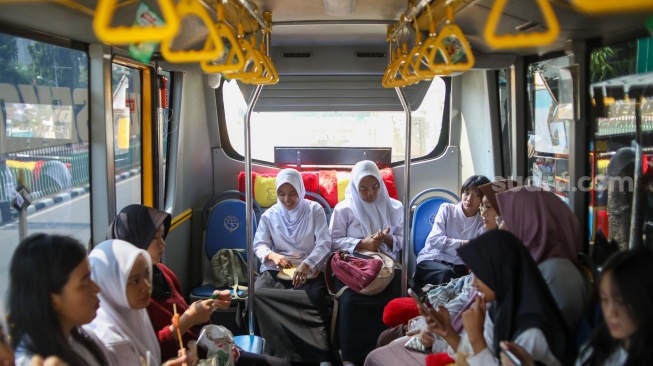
416, 202, 484, 265
329, 198, 404, 259
575, 346, 628, 365
449, 311, 561, 366
254, 200, 333, 275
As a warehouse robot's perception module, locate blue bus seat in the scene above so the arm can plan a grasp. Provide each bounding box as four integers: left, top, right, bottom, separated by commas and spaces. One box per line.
305, 191, 333, 223
407, 189, 460, 284
191, 191, 259, 301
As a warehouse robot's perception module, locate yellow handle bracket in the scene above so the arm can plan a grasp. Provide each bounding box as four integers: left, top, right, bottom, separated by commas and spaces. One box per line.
572, 0, 653, 13
433, 21, 475, 72
200, 21, 247, 73
94, 0, 179, 44
160, 0, 224, 63
484, 0, 559, 49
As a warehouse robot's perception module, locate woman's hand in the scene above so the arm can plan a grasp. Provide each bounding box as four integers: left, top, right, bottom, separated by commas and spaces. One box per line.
419, 328, 435, 348
462, 296, 487, 355
292, 262, 311, 287
500, 341, 536, 366
357, 235, 383, 251
186, 341, 199, 366
162, 348, 189, 366
267, 252, 292, 269
418, 305, 460, 350
210, 290, 231, 309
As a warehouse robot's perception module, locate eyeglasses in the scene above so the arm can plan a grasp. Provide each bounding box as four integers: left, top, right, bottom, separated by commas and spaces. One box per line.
479, 205, 493, 215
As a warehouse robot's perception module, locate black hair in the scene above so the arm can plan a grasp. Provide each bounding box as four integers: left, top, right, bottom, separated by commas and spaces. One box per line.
582, 248, 653, 366
9, 234, 108, 366
460, 175, 491, 196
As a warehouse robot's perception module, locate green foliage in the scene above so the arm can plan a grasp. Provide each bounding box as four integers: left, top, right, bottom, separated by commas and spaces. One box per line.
27, 41, 88, 89
0, 34, 30, 85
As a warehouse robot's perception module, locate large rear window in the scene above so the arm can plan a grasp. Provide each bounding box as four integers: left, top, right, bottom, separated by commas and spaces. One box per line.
222, 77, 448, 164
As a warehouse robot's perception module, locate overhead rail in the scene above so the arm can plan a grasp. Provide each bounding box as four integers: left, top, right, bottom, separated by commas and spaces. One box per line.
571, 0, 653, 13
484, 0, 559, 49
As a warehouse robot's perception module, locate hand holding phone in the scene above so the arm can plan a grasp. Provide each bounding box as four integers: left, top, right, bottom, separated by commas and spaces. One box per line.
407, 288, 429, 314
404, 336, 430, 354
501, 349, 522, 366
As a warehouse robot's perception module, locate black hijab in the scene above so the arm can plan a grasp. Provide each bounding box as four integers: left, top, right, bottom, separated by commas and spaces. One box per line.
457, 230, 575, 365
107, 204, 172, 300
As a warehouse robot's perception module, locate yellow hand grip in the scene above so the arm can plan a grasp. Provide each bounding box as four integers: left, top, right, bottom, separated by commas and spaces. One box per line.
160, 0, 224, 63
382, 49, 409, 88
484, 0, 559, 49
226, 38, 265, 81
571, 0, 653, 13
409, 27, 451, 79
250, 53, 279, 85
432, 22, 475, 72
200, 24, 247, 73
94, 0, 179, 44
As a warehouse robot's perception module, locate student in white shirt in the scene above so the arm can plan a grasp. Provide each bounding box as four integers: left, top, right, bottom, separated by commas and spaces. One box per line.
419, 230, 575, 366
329, 160, 404, 365
8, 234, 109, 366
253, 168, 333, 364
414, 175, 489, 289
501, 247, 653, 366
86, 239, 191, 366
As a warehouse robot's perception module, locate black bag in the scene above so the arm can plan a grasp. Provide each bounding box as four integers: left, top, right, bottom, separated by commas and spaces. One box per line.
211, 249, 249, 290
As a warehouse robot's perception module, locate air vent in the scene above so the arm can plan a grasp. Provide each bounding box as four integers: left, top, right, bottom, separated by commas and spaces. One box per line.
356, 52, 386, 58
281, 52, 312, 58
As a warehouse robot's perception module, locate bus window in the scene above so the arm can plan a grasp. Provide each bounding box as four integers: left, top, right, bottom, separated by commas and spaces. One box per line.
112, 64, 142, 211
526, 55, 574, 204
222, 77, 447, 164
0, 32, 90, 301
588, 37, 653, 248
498, 68, 513, 176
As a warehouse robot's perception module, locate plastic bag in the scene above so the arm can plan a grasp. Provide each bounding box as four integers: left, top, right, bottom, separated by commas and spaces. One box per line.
196, 325, 240, 366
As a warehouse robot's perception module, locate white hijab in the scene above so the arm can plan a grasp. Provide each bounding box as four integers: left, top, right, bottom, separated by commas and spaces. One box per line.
268, 168, 311, 243
87, 239, 161, 366
345, 160, 403, 236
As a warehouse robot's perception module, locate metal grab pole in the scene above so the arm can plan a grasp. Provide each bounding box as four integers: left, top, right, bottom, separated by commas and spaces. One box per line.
245, 85, 263, 336
395, 86, 411, 296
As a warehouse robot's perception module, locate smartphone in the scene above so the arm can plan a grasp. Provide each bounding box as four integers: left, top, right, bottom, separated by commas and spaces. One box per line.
407, 288, 429, 314
404, 336, 430, 354
501, 349, 522, 366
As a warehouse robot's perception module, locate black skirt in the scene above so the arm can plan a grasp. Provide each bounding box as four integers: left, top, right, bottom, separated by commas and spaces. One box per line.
254, 270, 333, 363
334, 269, 402, 364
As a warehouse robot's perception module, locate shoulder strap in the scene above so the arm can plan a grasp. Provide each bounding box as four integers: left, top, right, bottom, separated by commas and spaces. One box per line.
324, 251, 337, 295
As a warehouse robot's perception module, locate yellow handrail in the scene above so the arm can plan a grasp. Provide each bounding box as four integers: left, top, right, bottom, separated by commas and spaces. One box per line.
200, 13, 247, 73
160, 0, 224, 63
226, 36, 265, 81
409, 21, 451, 78
426, 5, 474, 72
94, 0, 179, 44
571, 0, 653, 13
484, 0, 559, 49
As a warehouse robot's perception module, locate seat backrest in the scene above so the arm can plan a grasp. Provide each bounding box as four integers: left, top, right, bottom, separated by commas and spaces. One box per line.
411, 198, 452, 256
305, 191, 333, 223
205, 198, 257, 260
407, 188, 459, 284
